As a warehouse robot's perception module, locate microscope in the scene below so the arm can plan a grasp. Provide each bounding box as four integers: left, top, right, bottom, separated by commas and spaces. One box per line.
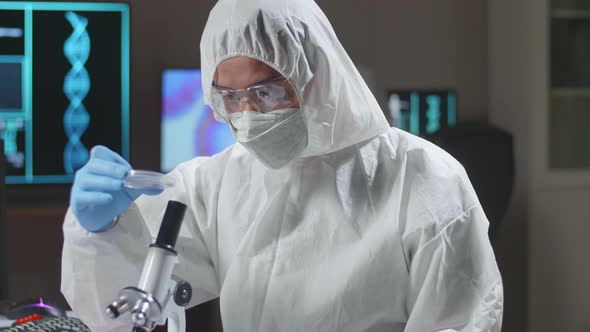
106, 201, 192, 332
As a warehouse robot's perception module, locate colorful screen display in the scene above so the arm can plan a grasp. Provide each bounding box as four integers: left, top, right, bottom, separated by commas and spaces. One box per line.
161, 69, 234, 172
386, 90, 457, 136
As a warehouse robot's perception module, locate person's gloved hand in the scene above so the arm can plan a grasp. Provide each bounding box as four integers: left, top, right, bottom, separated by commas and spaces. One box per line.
70, 145, 163, 232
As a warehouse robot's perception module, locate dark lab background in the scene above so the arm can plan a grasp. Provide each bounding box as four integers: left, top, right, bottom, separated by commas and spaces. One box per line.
3, 0, 588, 332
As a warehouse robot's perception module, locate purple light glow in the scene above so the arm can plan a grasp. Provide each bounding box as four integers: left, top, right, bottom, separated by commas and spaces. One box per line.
19, 297, 58, 311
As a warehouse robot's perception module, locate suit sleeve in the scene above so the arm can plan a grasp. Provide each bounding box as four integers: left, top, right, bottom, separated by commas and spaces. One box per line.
403, 205, 503, 332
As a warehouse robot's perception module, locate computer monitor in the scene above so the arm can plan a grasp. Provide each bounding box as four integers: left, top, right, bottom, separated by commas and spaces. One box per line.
386, 90, 457, 136
161, 69, 235, 172
0, 2, 129, 184
0, 140, 6, 300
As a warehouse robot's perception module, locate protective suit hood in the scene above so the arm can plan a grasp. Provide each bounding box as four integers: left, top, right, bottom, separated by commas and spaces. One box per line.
201, 0, 391, 157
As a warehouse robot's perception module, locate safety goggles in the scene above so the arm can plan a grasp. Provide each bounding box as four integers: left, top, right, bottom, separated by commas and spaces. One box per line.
211, 77, 298, 114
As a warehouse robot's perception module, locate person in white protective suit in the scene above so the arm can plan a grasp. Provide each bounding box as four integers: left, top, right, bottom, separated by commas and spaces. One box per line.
61, 0, 504, 331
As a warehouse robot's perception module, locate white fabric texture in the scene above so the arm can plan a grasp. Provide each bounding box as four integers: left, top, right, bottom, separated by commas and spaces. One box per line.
228, 109, 300, 141
229, 108, 308, 169
61, 0, 503, 331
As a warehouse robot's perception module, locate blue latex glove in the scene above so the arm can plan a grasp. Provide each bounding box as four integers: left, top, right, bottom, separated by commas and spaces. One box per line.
70, 145, 163, 232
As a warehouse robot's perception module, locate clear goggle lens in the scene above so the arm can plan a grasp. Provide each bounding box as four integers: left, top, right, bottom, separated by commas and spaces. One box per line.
211, 77, 298, 115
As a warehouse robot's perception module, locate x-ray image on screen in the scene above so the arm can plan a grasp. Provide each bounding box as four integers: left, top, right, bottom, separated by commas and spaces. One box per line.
161, 69, 235, 172
386, 90, 457, 136
0, 2, 129, 184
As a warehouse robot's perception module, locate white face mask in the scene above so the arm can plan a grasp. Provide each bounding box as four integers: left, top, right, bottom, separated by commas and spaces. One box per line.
228, 109, 308, 169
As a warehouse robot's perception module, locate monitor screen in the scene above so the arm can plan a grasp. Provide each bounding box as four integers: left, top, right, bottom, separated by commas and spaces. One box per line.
386, 90, 457, 136
0, 141, 6, 300
161, 69, 234, 172
0, 2, 129, 184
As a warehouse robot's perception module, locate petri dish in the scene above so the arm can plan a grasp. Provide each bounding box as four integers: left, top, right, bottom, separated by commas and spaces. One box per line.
123, 169, 175, 190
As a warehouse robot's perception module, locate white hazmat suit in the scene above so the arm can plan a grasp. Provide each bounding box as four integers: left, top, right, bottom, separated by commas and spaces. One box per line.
61, 0, 503, 331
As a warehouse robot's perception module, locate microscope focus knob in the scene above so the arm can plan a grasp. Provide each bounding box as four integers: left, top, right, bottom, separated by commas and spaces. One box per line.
173, 281, 192, 307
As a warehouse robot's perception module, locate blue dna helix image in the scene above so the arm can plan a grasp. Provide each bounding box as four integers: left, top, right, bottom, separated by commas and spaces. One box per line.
63, 11, 91, 174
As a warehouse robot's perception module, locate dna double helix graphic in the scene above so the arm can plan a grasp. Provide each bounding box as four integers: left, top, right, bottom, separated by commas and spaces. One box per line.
1, 118, 24, 168
63, 11, 91, 174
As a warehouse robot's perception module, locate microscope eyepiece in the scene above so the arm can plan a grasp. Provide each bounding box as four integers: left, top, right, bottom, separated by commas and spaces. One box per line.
155, 200, 187, 248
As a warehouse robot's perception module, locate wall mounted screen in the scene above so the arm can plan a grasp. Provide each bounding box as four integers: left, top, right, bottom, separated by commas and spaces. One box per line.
0, 2, 129, 184
386, 90, 457, 136
161, 69, 234, 172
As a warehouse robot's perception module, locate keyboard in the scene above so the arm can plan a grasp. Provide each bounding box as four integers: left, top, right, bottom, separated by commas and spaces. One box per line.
0, 316, 91, 332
